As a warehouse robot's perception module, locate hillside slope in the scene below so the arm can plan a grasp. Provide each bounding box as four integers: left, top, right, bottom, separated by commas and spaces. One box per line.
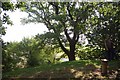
3, 60, 120, 79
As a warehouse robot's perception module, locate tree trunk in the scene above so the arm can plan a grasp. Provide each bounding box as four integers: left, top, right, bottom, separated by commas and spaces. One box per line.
68, 41, 76, 61
57, 34, 77, 61
68, 52, 75, 61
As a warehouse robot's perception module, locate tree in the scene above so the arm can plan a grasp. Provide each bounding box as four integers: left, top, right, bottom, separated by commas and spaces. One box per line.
1, 2, 15, 72
2, 41, 22, 72
20, 2, 95, 61
18, 37, 43, 67
0, 2, 13, 36
87, 2, 120, 59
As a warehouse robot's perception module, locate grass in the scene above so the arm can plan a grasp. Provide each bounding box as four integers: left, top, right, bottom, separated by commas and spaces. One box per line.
2, 60, 120, 79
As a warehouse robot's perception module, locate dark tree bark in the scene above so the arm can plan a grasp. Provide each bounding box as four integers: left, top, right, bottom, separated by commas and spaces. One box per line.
68, 53, 75, 61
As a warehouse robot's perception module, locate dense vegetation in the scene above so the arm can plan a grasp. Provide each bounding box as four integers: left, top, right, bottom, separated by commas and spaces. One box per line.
1, 1, 120, 79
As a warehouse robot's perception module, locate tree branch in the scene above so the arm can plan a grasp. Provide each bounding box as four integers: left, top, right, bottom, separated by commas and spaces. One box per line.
75, 34, 79, 44
73, 31, 76, 41
49, 2, 59, 15
45, 19, 69, 55
67, 3, 77, 42
57, 38, 69, 55
64, 28, 71, 42
67, 3, 73, 20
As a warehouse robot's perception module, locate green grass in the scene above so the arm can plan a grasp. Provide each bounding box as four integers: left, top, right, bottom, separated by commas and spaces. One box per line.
3, 60, 120, 79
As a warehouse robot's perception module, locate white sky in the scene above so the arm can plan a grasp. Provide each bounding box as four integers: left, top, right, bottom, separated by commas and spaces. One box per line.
2, 9, 48, 42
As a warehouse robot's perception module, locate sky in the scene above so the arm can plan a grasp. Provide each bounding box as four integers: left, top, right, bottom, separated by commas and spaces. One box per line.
2, 9, 48, 42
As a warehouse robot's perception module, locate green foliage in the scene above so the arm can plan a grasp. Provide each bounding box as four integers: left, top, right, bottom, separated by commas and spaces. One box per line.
2, 33, 59, 72
0, 13, 13, 36
1, 2, 14, 11
2, 13, 13, 25
16, 2, 29, 11
0, 2, 14, 36
2, 41, 21, 72
14, 2, 120, 61
87, 2, 120, 53
76, 46, 102, 60
19, 2, 99, 61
